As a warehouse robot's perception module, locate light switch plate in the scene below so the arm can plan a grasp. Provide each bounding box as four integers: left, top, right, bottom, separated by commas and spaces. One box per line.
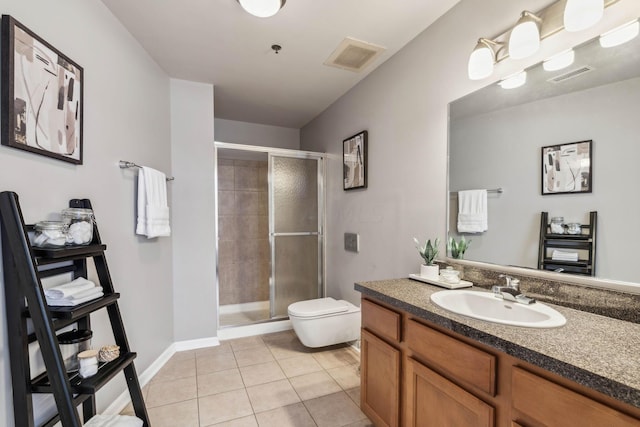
344, 232, 360, 253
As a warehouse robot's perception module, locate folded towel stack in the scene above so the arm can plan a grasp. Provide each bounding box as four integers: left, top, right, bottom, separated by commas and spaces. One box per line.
45, 277, 103, 307
551, 250, 579, 262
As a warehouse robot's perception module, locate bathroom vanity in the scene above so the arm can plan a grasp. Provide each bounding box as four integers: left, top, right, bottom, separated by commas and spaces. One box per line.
356, 278, 640, 426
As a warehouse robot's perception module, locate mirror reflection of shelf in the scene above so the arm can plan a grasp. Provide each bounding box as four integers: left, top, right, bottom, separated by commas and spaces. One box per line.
538, 211, 597, 276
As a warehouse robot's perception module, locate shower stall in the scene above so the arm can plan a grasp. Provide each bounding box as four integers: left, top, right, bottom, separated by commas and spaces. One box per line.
215, 142, 325, 328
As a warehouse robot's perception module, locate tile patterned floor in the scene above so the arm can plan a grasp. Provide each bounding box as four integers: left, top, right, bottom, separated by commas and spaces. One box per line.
123, 331, 372, 427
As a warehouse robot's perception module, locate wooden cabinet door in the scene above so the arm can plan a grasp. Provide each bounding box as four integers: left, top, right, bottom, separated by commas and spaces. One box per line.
405, 357, 495, 427
361, 328, 401, 427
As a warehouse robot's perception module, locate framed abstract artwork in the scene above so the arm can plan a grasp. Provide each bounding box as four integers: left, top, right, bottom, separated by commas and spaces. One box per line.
343, 130, 367, 190
1, 15, 83, 164
541, 140, 592, 195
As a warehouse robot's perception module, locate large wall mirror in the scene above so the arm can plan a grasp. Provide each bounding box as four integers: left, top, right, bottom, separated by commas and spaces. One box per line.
448, 28, 640, 286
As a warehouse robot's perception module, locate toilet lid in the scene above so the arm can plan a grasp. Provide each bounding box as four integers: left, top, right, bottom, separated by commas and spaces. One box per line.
288, 297, 350, 317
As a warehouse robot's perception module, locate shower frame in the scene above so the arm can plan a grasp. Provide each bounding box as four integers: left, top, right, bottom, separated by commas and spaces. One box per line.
214, 141, 326, 328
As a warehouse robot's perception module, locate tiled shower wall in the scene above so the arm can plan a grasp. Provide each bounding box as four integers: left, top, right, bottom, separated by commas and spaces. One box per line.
218, 159, 270, 306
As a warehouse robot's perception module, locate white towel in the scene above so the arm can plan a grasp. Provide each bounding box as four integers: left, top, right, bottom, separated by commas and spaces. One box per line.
44, 277, 95, 299
552, 250, 579, 262
85, 415, 143, 427
457, 189, 488, 233
136, 166, 171, 238
46, 289, 103, 307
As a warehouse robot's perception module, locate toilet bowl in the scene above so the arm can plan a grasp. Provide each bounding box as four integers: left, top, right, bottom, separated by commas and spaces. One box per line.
288, 297, 361, 348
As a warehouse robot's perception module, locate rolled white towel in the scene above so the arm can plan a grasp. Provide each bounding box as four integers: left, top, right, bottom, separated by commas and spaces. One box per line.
44, 278, 96, 299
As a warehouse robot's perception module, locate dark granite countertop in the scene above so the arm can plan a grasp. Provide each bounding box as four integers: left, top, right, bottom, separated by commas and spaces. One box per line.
355, 278, 640, 409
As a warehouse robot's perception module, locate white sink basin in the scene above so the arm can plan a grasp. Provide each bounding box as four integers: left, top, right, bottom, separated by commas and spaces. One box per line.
430, 290, 566, 328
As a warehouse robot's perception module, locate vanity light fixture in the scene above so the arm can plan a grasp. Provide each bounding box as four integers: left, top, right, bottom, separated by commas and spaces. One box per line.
467, 38, 503, 80
498, 71, 527, 89
508, 11, 542, 60
466, 0, 621, 81
543, 49, 575, 71
237, 0, 286, 18
564, 0, 604, 32
599, 19, 640, 48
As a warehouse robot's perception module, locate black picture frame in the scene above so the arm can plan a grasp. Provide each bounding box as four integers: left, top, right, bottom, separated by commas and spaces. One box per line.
541, 140, 592, 195
343, 130, 367, 190
1, 15, 83, 164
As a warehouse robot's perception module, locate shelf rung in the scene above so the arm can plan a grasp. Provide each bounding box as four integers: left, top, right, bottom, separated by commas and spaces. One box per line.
28, 293, 120, 319
32, 352, 137, 394
34, 244, 107, 265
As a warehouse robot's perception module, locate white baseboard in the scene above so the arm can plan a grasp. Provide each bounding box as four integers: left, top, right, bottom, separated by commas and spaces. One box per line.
173, 336, 221, 352
217, 320, 292, 340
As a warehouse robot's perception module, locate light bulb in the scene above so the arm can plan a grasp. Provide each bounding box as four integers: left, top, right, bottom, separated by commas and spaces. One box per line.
600, 20, 639, 48
468, 40, 495, 80
543, 49, 575, 71
509, 12, 541, 59
499, 71, 527, 89
564, 0, 604, 32
238, 0, 285, 18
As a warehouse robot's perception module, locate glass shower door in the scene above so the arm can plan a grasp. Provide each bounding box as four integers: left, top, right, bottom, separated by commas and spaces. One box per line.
269, 153, 324, 318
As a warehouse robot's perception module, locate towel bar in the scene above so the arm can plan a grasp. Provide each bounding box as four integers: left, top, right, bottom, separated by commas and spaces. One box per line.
119, 160, 174, 181
450, 188, 502, 195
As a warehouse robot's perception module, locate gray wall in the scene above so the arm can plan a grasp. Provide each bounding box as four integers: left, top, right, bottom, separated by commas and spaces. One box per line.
0, 0, 174, 424
300, 0, 640, 304
450, 76, 640, 282
170, 79, 217, 341
215, 118, 300, 150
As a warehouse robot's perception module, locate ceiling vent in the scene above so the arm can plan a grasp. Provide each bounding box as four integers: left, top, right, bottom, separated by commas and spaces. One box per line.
548, 66, 594, 83
324, 37, 386, 73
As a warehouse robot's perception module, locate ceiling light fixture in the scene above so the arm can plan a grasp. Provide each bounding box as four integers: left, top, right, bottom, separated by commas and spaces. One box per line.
599, 19, 640, 48
543, 49, 575, 71
467, 38, 503, 80
508, 11, 542, 60
498, 71, 527, 90
237, 0, 286, 18
564, 0, 604, 32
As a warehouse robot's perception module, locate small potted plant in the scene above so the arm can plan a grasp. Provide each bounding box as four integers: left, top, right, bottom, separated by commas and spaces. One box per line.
413, 237, 440, 280
448, 235, 471, 259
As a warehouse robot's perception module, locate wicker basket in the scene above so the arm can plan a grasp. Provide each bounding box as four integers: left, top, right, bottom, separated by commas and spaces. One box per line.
98, 345, 120, 363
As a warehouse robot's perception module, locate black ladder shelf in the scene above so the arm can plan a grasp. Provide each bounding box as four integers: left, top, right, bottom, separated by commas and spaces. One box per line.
0, 191, 149, 427
537, 211, 597, 276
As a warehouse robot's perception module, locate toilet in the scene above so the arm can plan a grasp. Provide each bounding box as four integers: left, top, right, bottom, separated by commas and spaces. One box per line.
288, 297, 361, 348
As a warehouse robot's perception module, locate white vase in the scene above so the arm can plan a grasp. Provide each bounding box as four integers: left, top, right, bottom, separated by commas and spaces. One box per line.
420, 264, 439, 280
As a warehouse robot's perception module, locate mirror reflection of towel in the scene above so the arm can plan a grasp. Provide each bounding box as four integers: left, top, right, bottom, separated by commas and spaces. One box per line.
457, 189, 488, 233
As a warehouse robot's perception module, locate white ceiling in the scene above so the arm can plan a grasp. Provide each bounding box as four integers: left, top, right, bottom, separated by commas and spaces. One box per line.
100, 0, 460, 129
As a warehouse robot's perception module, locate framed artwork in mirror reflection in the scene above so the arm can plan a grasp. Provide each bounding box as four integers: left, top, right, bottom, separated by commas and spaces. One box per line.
343, 130, 367, 190
1, 15, 83, 164
541, 140, 592, 195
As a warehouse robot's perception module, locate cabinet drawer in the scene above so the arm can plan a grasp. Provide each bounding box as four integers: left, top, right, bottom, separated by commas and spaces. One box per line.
405, 319, 496, 396
512, 367, 640, 427
362, 299, 401, 342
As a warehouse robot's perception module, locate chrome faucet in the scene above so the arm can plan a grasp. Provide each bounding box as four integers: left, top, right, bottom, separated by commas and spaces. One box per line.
492, 275, 536, 305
